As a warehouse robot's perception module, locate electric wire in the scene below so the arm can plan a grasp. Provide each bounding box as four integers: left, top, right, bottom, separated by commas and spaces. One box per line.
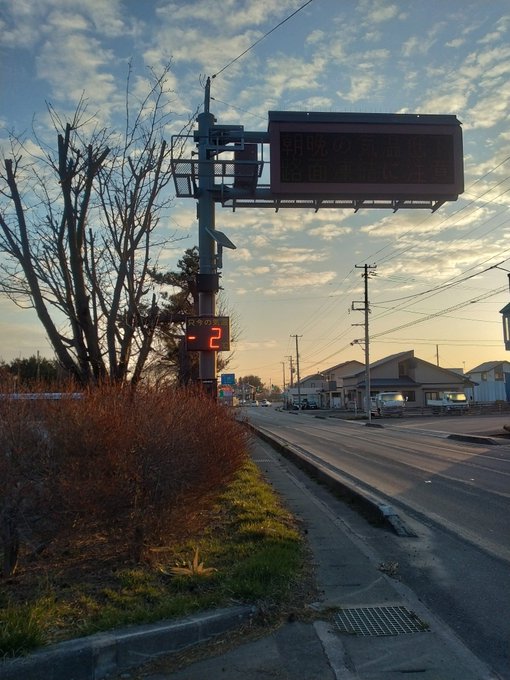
211, 0, 315, 80
190, 12, 510, 381
370, 285, 507, 340
199, 25, 510, 382
298, 162, 510, 367
356, 155, 510, 268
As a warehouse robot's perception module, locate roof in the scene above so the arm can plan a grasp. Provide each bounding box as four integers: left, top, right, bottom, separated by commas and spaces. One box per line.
298, 373, 326, 384
467, 360, 510, 374
349, 350, 414, 378
324, 360, 364, 375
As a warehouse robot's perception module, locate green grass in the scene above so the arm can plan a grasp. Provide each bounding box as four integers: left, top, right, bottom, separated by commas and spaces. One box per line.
0, 601, 49, 657
0, 460, 308, 658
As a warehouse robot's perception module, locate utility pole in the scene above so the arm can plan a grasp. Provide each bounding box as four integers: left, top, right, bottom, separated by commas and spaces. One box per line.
353, 264, 377, 421
281, 361, 286, 392
287, 355, 294, 387
291, 335, 302, 410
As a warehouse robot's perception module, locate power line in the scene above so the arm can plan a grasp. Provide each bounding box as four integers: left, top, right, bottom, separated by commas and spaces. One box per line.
356, 156, 510, 269
375, 260, 509, 305
212, 0, 315, 79
371, 285, 507, 340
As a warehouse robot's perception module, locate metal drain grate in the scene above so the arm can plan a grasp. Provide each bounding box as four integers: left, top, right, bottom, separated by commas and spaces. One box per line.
334, 606, 428, 637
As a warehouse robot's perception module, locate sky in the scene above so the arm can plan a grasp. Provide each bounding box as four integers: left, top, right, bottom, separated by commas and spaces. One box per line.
1, 0, 510, 388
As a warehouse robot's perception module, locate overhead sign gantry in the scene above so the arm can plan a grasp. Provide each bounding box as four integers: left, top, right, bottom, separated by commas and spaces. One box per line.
171, 79, 464, 394
269, 111, 463, 203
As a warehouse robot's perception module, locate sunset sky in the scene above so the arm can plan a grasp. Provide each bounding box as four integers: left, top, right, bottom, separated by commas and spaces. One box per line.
1, 0, 510, 386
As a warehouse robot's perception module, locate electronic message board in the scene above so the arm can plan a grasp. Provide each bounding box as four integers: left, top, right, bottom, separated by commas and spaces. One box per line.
269, 112, 463, 200
185, 316, 230, 351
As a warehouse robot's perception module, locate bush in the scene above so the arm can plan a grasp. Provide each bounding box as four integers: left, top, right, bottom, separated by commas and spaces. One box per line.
0, 385, 249, 575
0, 392, 55, 577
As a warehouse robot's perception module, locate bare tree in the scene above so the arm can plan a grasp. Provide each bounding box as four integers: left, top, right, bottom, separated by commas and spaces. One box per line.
0, 67, 194, 385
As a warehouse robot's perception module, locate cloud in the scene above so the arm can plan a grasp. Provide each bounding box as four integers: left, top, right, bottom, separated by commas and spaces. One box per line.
155, 0, 296, 32
446, 38, 465, 48
357, 0, 401, 25
37, 34, 119, 111
379, 236, 505, 282
309, 225, 353, 241
232, 248, 253, 261
264, 54, 327, 97
235, 338, 279, 351
272, 270, 336, 290
369, 4, 400, 23
306, 29, 326, 46
268, 248, 328, 264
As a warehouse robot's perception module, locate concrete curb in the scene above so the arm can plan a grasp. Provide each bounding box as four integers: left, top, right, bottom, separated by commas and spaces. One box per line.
250, 425, 416, 537
446, 433, 499, 445
1, 605, 255, 680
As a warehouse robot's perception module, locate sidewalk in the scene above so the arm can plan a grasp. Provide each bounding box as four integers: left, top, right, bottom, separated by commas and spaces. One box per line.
3, 435, 501, 680
121, 436, 499, 679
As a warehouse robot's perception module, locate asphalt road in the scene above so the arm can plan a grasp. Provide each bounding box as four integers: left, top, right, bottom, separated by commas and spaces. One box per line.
246, 407, 510, 678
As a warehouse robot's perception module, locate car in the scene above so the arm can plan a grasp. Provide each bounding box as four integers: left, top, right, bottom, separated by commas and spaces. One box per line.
260, 399, 271, 407
249, 400, 259, 407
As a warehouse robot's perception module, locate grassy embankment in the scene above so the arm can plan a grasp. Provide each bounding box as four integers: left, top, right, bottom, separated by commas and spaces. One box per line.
0, 386, 308, 658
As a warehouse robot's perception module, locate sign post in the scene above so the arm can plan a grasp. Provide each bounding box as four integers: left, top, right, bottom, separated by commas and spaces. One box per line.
175, 88, 464, 399
196, 79, 219, 397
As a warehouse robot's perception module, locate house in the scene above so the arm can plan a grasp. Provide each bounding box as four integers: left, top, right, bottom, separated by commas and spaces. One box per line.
465, 361, 510, 402
288, 362, 365, 409
340, 350, 474, 409
284, 373, 328, 409
318, 360, 364, 408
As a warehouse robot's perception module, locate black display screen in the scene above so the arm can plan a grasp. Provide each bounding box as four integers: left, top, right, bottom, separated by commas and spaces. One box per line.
279, 131, 455, 185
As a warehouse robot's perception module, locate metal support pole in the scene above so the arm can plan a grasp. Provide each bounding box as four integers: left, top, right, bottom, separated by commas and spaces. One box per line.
291, 335, 302, 410
197, 78, 217, 397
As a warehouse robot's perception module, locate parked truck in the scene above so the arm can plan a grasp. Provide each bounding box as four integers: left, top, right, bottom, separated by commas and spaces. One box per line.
427, 392, 469, 415
302, 395, 319, 410
371, 392, 405, 417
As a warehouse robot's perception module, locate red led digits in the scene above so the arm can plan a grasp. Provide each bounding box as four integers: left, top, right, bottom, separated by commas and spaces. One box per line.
209, 326, 222, 349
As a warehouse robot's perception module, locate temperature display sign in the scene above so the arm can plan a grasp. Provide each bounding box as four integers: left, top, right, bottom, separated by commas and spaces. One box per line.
185, 316, 230, 351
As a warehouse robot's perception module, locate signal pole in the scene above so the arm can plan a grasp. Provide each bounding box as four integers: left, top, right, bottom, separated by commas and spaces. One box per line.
196, 78, 218, 397
353, 264, 377, 420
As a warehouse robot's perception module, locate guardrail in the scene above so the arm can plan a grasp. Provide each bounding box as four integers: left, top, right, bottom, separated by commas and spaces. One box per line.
0, 393, 83, 400
404, 403, 510, 416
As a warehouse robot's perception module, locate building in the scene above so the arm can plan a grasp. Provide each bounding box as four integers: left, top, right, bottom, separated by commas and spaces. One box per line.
286, 362, 365, 409
291, 350, 478, 410
465, 361, 510, 402
306, 350, 474, 410
331, 350, 473, 409
317, 360, 364, 408
284, 373, 327, 409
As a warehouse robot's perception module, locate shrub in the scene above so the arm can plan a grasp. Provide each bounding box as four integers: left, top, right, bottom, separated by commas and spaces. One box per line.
0, 385, 249, 575
0, 391, 56, 576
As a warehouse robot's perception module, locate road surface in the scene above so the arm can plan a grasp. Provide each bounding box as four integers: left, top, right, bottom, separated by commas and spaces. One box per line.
245, 407, 510, 678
